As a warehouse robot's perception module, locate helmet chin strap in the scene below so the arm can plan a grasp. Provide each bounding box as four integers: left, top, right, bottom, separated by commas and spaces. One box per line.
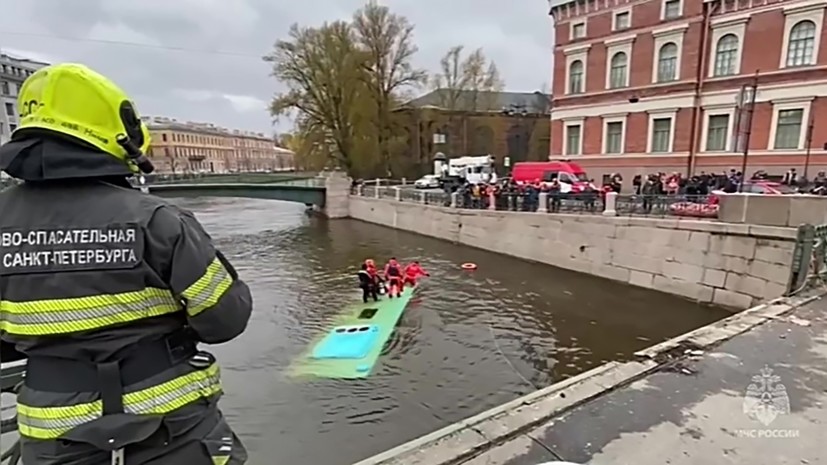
116, 135, 155, 174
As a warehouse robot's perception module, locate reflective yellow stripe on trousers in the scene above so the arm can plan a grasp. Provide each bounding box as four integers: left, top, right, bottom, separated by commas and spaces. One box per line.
0, 287, 181, 336
17, 363, 223, 440
183, 257, 233, 316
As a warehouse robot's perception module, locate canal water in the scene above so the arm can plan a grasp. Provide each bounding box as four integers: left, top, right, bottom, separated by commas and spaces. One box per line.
0, 196, 730, 464
177, 197, 730, 465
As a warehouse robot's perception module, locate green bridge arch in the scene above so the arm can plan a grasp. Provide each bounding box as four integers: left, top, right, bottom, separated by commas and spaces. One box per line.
147, 181, 327, 206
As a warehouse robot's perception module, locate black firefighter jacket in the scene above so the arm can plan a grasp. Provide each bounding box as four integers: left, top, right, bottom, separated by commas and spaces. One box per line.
0, 136, 254, 463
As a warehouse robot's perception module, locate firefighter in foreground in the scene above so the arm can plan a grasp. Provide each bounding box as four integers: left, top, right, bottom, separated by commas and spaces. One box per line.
0, 63, 253, 464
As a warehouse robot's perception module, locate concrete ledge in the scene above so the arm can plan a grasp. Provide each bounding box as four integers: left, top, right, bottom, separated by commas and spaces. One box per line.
349, 195, 797, 240
352, 293, 821, 465
633, 294, 815, 358
718, 193, 827, 227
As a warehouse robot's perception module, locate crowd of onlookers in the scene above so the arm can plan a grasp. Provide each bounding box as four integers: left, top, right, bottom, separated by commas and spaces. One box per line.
455, 178, 603, 212
631, 168, 827, 196
448, 167, 827, 213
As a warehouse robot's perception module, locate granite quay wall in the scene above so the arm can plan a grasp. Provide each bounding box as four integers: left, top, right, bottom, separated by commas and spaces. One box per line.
348, 194, 798, 310
718, 193, 827, 227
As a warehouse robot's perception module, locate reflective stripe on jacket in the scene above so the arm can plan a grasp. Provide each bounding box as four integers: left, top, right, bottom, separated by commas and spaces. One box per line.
0, 287, 179, 336
0, 179, 253, 443
17, 363, 222, 439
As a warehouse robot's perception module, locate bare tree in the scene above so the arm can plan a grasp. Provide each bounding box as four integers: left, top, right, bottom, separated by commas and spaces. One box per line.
264, 22, 369, 173
460, 48, 505, 112
353, 1, 427, 176
429, 46, 506, 153
430, 45, 467, 111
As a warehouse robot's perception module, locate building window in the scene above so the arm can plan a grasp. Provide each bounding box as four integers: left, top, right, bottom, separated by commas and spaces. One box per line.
713, 34, 739, 77
663, 0, 682, 19
572, 22, 586, 39
786, 21, 816, 67
609, 52, 628, 89
651, 118, 672, 152
569, 60, 584, 94
706, 115, 730, 151
774, 109, 804, 149
4, 102, 13, 116
657, 43, 678, 82
9, 123, 16, 133
614, 11, 631, 30
605, 121, 624, 154
565, 124, 582, 155
1, 81, 8, 95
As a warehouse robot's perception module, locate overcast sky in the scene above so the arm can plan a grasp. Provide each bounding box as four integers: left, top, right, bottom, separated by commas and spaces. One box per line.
1, 0, 551, 137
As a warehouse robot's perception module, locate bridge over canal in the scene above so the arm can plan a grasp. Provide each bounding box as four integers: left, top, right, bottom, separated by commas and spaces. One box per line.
144, 171, 351, 217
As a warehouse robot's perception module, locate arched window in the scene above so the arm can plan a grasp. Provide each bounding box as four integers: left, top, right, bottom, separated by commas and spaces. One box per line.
713, 34, 739, 76
787, 20, 816, 67
609, 52, 628, 88
657, 43, 678, 82
569, 60, 584, 94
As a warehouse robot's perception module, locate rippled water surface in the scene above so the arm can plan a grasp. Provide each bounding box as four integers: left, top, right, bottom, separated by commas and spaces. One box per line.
175, 197, 730, 465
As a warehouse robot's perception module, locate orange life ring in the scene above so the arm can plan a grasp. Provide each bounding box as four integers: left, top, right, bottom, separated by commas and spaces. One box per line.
461, 263, 477, 270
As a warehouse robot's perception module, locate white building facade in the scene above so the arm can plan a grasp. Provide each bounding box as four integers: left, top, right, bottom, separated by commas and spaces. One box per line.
0, 52, 48, 145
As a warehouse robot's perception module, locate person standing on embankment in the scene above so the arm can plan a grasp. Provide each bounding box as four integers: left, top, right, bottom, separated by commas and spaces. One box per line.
0, 63, 252, 464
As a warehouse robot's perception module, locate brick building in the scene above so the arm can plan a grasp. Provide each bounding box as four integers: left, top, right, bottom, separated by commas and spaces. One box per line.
142, 116, 295, 174
395, 90, 551, 176
550, 0, 827, 180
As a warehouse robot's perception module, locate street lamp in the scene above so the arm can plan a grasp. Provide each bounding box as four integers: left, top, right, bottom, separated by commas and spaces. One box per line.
735, 74, 759, 193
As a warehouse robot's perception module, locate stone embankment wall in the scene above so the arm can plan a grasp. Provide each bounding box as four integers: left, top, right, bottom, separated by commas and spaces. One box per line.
348, 196, 797, 310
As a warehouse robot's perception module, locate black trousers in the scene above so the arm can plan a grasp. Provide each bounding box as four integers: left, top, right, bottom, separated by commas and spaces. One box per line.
361, 285, 378, 303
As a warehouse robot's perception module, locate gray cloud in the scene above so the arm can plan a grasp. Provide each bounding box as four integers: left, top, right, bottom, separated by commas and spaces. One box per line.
1, 0, 550, 135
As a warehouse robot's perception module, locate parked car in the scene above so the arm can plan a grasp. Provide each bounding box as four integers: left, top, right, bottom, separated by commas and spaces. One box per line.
733, 181, 798, 194
414, 174, 440, 189
669, 180, 797, 218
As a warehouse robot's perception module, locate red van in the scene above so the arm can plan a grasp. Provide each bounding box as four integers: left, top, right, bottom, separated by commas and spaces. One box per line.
511, 161, 592, 191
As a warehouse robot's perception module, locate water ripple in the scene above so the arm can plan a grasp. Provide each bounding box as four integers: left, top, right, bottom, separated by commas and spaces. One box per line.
165, 197, 732, 465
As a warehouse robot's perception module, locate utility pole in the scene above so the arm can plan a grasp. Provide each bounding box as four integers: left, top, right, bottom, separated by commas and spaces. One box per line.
735, 72, 759, 193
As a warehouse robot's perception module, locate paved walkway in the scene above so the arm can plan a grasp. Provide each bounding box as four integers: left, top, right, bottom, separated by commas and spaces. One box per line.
463, 296, 827, 465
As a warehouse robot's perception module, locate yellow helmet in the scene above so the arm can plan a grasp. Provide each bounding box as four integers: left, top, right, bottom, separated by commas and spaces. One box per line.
14, 63, 152, 173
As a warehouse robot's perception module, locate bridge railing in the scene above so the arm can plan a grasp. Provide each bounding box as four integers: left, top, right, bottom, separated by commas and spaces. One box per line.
787, 223, 827, 296
143, 172, 318, 185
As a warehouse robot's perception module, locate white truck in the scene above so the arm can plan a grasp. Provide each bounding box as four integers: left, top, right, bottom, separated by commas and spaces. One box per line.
434, 153, 497, 188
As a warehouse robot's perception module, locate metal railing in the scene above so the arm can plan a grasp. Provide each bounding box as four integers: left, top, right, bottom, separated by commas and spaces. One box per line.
355, 185, 450, 206
787, 223, 827, 295
351, 185, 719, 220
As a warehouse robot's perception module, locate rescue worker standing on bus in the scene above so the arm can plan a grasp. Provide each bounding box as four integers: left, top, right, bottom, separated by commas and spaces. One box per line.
357, 264, 379, 303
364, 258, 385, 295
0, 63, 252, 465
384, 258, 404, 298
